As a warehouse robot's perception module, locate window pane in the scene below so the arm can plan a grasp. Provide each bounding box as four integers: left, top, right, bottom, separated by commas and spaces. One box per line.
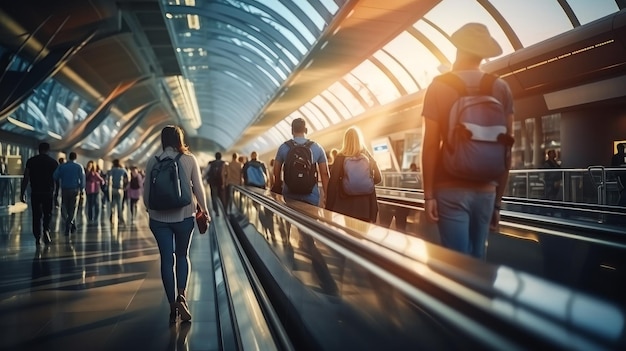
489, 0, 572, 47
424, 0, 514, 55
373, 50, 418, 94
293, 1, 327, 31
311, 95, 341, 124
327, 81, 364, 117
350, 60, 400, 105
385, 29, 438, 91
320, 90, 352, 120
567, 0, 619, 25
256, 0, 316, 45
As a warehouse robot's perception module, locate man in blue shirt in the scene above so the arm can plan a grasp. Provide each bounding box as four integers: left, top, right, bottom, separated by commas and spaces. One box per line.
272, 118, 329, 207
107, 159, 129, 224
271, 119, 336, 295
53, 151, 85, 236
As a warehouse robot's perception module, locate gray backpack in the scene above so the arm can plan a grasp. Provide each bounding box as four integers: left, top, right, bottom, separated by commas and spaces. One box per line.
435, 73, 514, 181
341, 154, 375, 196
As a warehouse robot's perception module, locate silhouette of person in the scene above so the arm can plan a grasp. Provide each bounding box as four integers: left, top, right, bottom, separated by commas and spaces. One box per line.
0, 155, 12, 206
542, 149, 561, 201
21, 142, 58, 245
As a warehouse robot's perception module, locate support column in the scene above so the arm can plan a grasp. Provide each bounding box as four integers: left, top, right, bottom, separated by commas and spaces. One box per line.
559, 107, 626, 168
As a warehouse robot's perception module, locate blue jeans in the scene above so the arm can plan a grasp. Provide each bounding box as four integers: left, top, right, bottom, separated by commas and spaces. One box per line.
149, 217, 194, 303
111, 188, 124, 221
436, 188, 495, 259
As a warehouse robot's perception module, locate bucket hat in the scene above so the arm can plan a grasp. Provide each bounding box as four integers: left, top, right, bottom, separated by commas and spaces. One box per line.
451, 23, 502, 58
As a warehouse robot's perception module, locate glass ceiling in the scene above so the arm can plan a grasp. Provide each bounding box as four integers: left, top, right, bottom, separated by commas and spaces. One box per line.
0, 0, 620, 165
162, 0, 341, 151
242, 0, 619, 157
161, 0, 619, 159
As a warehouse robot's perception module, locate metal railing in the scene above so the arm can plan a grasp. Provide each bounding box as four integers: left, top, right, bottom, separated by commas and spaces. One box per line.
381, 166, 626, 206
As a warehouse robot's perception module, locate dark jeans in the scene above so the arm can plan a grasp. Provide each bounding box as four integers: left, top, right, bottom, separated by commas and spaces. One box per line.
86, 193, 100, 221
30, 192, 53, 238
149, 217, 194, 303
61, 189, 80, 233
209, 185, 225, 214
0, 179, 13, 206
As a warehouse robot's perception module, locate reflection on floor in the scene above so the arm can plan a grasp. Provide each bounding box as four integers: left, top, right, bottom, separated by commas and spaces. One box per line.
0, 202, 218, 351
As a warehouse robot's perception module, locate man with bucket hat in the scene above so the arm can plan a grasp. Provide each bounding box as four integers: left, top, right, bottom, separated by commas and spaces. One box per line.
421, 23, 515, 259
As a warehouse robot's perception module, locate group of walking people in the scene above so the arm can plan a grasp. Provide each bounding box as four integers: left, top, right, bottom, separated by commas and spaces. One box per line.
21, 145, 147, 243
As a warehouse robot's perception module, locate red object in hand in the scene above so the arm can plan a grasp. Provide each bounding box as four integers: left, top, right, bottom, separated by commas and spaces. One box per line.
195, 206, 209, 234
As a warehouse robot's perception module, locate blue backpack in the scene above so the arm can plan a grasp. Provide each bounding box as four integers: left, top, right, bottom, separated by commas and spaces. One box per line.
435, 73, 514, 181
245, 161, 267, 188
341, 154, 375, 196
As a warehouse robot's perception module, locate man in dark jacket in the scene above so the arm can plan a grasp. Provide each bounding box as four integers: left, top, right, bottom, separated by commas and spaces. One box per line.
21, 143, 59, 245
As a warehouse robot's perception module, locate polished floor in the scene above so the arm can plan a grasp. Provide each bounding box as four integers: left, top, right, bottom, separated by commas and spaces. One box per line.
0, 200, 219, 351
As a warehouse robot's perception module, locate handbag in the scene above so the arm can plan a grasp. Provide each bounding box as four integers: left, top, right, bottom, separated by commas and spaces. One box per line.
195, 205, 209, 234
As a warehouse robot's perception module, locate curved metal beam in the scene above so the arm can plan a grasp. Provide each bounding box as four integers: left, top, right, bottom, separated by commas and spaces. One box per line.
51, 75, 151, 150
116, 118, 170, 160
167, 4, 303, 57
0, 30, 96, 122
98, 101, 158, 157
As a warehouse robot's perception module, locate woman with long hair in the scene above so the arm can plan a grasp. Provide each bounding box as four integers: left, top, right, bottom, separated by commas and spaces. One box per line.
85, 160, 105, 223
127, 166, 143, 221
325, 126, 382, 222
143, 125, 210, 323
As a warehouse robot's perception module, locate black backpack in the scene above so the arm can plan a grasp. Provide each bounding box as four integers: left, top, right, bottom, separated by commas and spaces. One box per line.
148, 153, 192, 210
130, 175, 141, 189
283, 140, 317, 194
206, 160, 224, 187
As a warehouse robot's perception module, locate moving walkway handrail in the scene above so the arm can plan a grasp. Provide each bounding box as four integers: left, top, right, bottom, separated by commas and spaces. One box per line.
233, 186, 626, 350
375, 187, 626, 239
210, 199, 292, 351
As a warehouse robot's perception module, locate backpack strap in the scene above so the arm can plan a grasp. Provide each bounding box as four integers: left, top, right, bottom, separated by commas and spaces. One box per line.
478, 73, 497, 96
434, 73, 468, 96
435, 72, 498, 97
286, 139, 312, 149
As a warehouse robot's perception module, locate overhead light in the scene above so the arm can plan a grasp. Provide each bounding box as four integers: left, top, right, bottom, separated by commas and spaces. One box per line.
47, 131, 62, 139
164, 76, 201, 129
187, 14, 200, 30
165, 13, 173, 19
7, 117, 34, 131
